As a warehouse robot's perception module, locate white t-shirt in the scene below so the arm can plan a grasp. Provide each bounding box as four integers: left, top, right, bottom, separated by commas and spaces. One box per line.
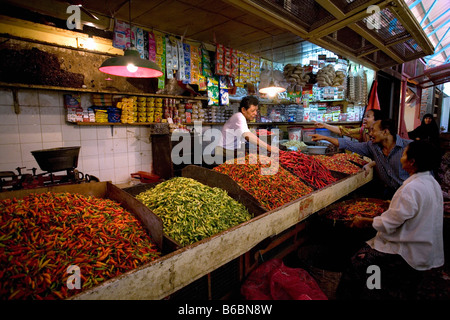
220, 112, 250, 150
367, 171, 444, 271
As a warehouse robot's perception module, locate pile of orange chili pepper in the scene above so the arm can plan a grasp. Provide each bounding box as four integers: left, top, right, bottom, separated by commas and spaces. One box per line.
325, 200, 388, 220
0, 192, 160, 300
213, 154, 313, 210
312, 154, 361, 174
278, 150, 337, 189
331, 153, 369, 167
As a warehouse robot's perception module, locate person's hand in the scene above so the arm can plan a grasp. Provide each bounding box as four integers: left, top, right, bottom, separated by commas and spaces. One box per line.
314, 122, 325, 129
351, 216, 373, 228
310, 134, 327, 142
363, 161, 376, 177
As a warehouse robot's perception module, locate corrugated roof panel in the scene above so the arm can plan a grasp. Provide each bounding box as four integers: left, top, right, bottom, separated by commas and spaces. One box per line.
406, 0, 450, 66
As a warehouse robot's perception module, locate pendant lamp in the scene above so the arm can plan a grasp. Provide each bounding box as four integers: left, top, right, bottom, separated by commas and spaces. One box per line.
259, 79, 286, 96
99, 1, 163, 78
259, 36, 286, 97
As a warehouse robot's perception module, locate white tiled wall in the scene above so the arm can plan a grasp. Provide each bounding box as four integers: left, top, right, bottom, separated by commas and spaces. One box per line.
0, 89, 153, 184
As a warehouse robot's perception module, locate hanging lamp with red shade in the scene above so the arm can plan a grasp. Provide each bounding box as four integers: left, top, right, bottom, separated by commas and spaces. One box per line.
98, 0, 162, 78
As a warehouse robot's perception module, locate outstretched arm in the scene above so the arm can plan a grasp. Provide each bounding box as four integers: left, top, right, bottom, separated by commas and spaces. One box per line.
243, 131, 280, 153
310, 134, 339, 147
314, 122, 341, 135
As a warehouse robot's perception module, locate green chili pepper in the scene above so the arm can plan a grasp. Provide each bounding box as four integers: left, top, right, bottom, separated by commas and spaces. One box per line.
136, 177, 252, 246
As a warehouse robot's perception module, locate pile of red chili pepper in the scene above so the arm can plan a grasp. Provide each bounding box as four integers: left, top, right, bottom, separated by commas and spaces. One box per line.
331, 153, 369, 166
312, 154, 362, 174
213, 154, 313, 210
0, 192, 160, 300
325, 200, 389, 220
278, 150, 337, 189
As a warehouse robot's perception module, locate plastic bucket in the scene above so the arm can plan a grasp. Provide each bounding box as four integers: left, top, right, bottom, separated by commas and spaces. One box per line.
315, 128, 331, 137
302, 128, 316, 142
288, 126, 302, 141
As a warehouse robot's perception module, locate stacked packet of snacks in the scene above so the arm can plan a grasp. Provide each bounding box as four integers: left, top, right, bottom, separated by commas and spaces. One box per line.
190, 101, 205, 122
136, 97, 147, 123
92, 94, 113, 123
118, 97, 137, 124
154, 98, 163, 123
147, 97, 155, 123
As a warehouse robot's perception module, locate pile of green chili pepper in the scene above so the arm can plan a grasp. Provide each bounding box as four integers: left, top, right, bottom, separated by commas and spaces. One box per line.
0, 192, 160, 300
136, 177, 252, 247
278, 150, 337, 189
213, 154, 313, 210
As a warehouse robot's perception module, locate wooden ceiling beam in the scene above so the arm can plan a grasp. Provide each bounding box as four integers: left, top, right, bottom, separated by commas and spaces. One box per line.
310, 0, 387, 38
309, 0, 391, 39
348, 23, 404, 64
313, 37, 379, 71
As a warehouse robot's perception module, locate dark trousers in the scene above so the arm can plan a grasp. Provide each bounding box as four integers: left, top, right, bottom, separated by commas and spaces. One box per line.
336, 244, 423, 300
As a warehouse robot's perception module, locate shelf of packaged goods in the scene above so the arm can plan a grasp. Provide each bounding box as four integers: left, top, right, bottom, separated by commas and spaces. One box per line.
312, 99, 347, 103
73, 122, 163, 126
72, 121, 362, 127
72, 168, 373, 300
183, 121, 362, 126
230, 98, 349, 104
0, 82, 208, 101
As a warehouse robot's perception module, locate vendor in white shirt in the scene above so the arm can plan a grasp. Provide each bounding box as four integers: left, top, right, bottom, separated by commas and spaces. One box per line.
337, 140, 444, 300
216, 96, 279, 161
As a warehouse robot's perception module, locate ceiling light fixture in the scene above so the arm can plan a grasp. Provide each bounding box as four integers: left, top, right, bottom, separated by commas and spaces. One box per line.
259, 35, 286, 97
98, 0, 163, 78
259, 79, 286, 97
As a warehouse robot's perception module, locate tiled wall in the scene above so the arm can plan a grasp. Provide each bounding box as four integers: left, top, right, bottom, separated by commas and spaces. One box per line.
0, 89, 153, 184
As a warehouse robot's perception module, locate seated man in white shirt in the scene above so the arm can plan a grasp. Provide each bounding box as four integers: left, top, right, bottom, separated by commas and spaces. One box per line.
337, 140, 444, 300
216, 96, 279, 162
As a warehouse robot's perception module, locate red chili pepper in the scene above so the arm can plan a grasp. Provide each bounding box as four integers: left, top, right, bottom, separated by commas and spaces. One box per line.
214, 154, 313, 210
326, 200, 388, 220
312, 154, 361, 174
0, 192, 161, 300
332, 153, 369, 166
277, 150, 337, 189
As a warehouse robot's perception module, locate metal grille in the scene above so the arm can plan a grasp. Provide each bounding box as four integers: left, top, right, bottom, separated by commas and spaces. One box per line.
169, 257, 243, 300
363, 50, 397, 68
330, 0, 370, 14
391, 38, 423, 60
358, 7, 407, 43
260, 0, 336, 31
249, 0, 433, 69
210, 258, 242, 299
325, 27, 376, 55
339, 27, 373, 52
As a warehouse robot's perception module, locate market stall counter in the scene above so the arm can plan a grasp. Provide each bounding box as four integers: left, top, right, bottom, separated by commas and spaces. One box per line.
70, 166, 372, 300
0, 154, 373, 300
